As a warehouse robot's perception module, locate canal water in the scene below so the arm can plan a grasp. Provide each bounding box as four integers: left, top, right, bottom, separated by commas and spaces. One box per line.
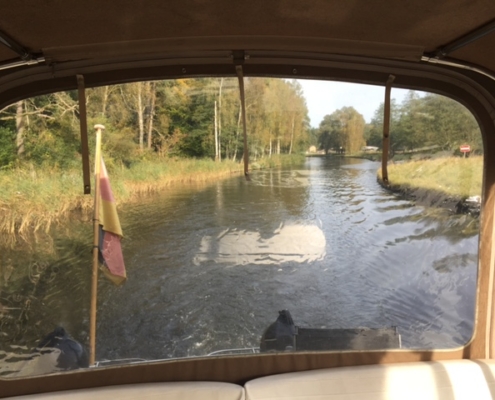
0, 157, 479, 371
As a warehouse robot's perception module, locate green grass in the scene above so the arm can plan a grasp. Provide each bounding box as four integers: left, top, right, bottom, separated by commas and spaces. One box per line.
379, 156, 483, 198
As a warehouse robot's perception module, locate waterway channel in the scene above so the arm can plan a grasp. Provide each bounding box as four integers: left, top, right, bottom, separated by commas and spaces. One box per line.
0, 157, 479, 372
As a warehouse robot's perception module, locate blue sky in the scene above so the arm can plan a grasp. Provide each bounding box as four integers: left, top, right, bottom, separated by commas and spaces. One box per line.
297, 79, 412, 127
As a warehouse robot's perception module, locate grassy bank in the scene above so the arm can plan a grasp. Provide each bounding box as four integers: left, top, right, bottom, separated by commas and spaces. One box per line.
379, 156, 482, 199
0, 154, 306, 243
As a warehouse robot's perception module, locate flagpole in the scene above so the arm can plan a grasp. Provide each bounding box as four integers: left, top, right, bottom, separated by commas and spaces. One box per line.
90, 124, 104, 366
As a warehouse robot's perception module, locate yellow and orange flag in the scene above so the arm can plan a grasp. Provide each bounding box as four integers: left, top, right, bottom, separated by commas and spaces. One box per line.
98, 157, 126, 285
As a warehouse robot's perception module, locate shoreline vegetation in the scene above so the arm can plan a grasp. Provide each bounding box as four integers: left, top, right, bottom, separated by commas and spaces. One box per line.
0, 154, 304, 244
308, 152, 482, 214
1, 78, 483, 243
0, 153, 481, 244
377, 155, 482, 215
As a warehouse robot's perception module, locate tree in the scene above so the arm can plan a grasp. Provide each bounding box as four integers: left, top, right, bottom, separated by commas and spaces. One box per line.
318, 114, 340, 154
0, 126, 16, 168
15, 101, 25, 157
285, 80, 308, 154
421, 93, 481, 152
0, 77, 311, 168
366, 99, 401, 151
147, 82, 157, 150
368, 91, 482, 154
318, 107, 365, 154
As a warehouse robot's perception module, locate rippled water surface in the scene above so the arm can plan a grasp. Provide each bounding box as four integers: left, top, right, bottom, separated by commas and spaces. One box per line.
0, 157, 479, 372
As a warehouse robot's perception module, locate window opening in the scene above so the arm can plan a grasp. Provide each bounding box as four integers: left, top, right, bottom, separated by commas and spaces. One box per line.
0, 78, 482, 378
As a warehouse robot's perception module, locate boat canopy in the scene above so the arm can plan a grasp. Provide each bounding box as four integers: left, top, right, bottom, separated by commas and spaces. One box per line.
0, 1, 495, 105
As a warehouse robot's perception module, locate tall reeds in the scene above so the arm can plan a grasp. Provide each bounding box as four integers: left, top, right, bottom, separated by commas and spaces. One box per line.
0, 158, 242, 244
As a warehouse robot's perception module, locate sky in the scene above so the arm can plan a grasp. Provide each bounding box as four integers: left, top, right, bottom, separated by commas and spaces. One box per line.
297, 79, 412, 128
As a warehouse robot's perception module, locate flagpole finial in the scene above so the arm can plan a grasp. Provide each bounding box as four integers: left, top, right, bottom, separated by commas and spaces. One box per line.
94, 124, 105, 131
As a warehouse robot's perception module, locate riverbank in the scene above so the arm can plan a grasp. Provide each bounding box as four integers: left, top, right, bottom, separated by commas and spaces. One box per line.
0, 158, 236, 243
377, 156, 482, 215
0, 154, 306, 244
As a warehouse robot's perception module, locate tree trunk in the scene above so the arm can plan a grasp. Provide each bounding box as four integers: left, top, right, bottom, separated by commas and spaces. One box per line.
277, 138, 280, 155
101, 86, 109, 117
214, 100, 218, 161
16, 100, 25, 157
289, 115, 295, 155
232, 104, 242, 161
147, 82, 156, 150
137, 83, 144, 150
218, 78, 224, 161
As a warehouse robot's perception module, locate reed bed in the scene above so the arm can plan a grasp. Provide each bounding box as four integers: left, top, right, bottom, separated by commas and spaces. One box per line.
112, 158, 242, 198
0, 154, 308, 244
0, 158, 242, 244
0, 168, 93, 240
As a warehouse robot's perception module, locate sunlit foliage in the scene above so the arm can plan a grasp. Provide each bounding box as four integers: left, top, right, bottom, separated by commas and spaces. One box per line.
0, 78, 310, 169
365, 91, 481, 154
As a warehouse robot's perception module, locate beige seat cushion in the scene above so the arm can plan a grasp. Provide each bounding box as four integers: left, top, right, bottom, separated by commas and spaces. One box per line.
245, 359, 495, 399
7, 381, 245, 400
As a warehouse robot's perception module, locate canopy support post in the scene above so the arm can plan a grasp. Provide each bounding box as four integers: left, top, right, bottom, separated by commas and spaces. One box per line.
381, 75, 395, 185
77, 75, 91, 194
89, 125, 104, 365
234, 51, 250, 180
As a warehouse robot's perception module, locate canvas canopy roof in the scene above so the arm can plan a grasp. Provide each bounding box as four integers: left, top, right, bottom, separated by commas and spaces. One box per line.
0, 0, 493, 62
0, 0, 495, 99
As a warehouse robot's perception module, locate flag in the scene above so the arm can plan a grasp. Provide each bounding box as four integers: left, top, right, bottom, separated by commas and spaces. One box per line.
98, 157, 126, 285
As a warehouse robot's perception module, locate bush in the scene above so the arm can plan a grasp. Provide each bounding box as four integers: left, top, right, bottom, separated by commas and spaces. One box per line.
0, 127, 16, 169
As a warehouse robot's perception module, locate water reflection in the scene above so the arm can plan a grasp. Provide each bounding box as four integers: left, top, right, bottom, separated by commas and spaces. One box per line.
194, 223, 326, 265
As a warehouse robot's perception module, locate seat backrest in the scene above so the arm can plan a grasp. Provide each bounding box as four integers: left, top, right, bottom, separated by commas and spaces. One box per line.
244, 359, 495, 400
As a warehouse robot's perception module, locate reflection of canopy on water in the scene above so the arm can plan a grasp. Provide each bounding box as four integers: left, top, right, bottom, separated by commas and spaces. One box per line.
194, 223, 326, 265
